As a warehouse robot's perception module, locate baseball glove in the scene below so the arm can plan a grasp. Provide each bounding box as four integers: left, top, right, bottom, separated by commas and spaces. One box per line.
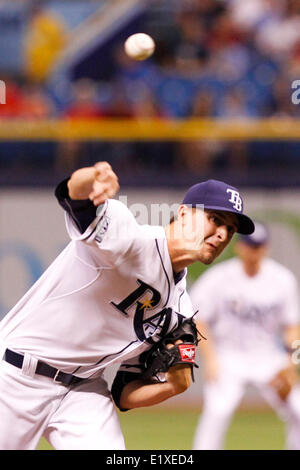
141, 316, 202, 383
269, 365, 299, 401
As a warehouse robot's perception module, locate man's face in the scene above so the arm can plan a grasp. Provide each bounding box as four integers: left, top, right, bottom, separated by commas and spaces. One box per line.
169, 207, 239, 269
196, 209, 239, 264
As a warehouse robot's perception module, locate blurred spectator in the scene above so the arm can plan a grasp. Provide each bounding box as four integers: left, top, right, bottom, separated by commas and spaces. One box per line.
176, 87, 250, 173
173, 12, 210, 77
62, 79, 103, 119
0, 77, 24, 118
131, 87, 164, 119
18, 83, 55, 119
24, 1, 68, 83
111, 45, 162, 104
254, 0, 300, 60
229, 0, 281, 33
216, 88, 256, 118
208, 10, 246, 51
209, 44, 251, 83
188, 88, 216, 117
56, 79, 103, 173
177, 0, 226, 27
175, 89, 223, 174
130, 86, 173, 173
215, 88, 253, 172
102, 83, 133, 119
206, 10, 252, 85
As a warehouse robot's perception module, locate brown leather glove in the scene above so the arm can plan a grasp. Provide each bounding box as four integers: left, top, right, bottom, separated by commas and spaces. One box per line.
269, 365, 298, 401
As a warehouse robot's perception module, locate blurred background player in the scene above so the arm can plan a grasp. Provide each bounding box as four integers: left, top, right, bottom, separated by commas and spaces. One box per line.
190, 222, 300, 450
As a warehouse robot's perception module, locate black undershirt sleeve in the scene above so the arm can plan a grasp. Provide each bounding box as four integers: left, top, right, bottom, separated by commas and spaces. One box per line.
111, 371, 142, 412
55, 178, 97, 234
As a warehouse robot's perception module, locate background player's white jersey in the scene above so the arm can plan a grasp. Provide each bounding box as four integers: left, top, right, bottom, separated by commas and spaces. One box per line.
0, 199, 193, 378
191, 257, 300, 451
189, 258, 299, 356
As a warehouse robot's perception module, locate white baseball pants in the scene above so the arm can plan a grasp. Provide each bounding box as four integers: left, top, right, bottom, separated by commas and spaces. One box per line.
0, 356, 125, 450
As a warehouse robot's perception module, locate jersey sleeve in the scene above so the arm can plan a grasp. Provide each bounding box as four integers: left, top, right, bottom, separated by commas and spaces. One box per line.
56, 177, 144, 267
110, 357, 144, 412
84, 199, 145, 267
55, 178, 98, 234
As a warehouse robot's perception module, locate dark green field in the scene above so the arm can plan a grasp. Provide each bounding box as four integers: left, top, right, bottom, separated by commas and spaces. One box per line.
37, 408, 285, 450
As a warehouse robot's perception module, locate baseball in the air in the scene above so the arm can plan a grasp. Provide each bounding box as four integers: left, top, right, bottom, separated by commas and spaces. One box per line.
124, 33, 155, 61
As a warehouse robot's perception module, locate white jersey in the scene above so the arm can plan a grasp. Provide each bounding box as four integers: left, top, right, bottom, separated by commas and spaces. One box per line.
189, 258, 299, 356
0, 199, 193, 379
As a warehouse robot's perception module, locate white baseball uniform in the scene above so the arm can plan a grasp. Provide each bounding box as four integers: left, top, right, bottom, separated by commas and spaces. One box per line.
0, 180, 193, 450
189, 257, 300, 450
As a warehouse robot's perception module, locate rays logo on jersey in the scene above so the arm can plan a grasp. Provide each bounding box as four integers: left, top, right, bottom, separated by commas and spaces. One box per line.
111, 279, 172, 342
226, 299, 281, 326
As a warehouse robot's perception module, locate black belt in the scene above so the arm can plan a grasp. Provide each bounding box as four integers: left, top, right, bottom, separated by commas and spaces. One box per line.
3, 349, 85, 386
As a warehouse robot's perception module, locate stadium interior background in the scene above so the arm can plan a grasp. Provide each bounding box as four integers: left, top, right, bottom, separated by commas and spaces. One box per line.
1, 0, 300, 187
1, 0, 300, 432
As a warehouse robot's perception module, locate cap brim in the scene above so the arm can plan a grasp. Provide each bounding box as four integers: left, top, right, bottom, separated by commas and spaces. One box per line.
235, 213, 255, 235
203, 205, 255, 235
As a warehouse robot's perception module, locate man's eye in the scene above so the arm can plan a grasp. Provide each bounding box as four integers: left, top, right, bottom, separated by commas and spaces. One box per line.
211, 215, 220, 224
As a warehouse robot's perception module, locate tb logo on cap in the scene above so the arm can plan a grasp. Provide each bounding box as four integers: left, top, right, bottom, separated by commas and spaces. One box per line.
226, 188, 242, 211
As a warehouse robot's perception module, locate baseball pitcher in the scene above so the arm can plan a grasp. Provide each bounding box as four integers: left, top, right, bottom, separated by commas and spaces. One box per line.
0, 162, 254, 449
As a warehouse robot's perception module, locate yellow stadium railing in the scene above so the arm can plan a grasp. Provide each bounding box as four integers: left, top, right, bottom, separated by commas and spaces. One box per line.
0, 118, 299, 141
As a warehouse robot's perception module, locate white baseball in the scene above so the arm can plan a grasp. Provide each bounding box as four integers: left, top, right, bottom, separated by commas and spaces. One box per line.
124, 33, 155, 61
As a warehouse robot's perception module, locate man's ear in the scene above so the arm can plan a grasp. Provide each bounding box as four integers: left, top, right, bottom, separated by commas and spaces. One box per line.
177, 204, 188, 222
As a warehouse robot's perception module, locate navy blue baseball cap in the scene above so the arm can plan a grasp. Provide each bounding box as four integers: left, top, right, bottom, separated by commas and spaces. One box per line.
182, 179, 255, 235
238, 221, 270, 246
